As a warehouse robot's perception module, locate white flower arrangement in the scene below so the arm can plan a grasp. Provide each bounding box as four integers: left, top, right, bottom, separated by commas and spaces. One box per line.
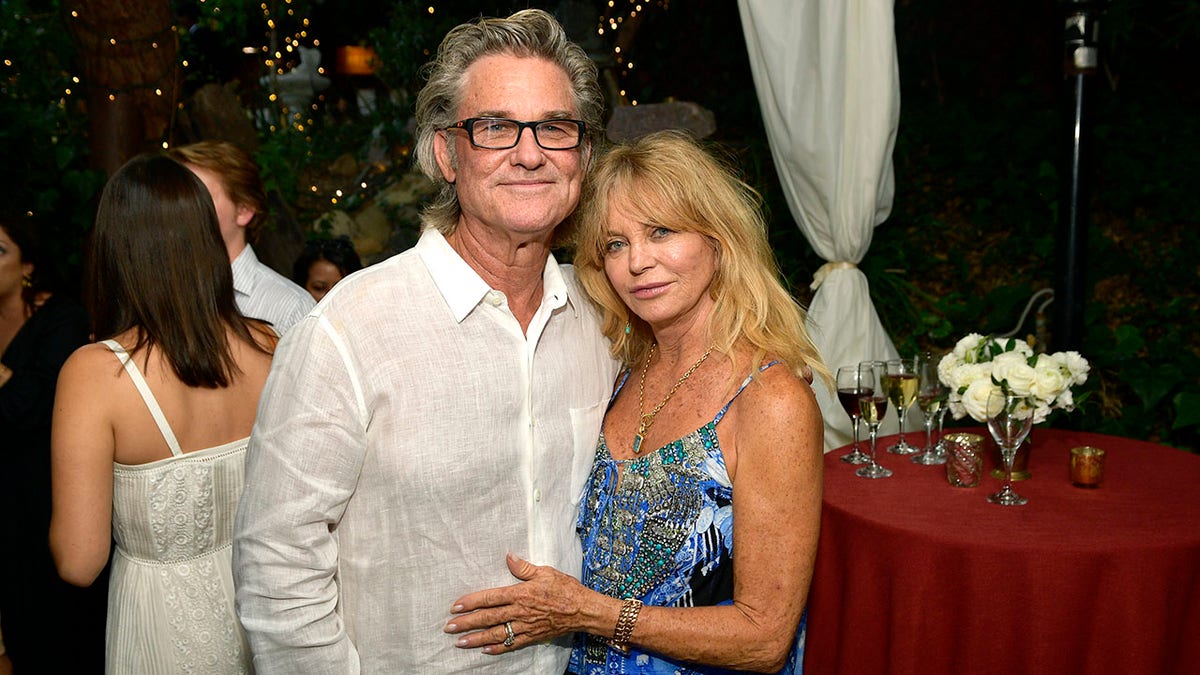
937, 334, 1090, 424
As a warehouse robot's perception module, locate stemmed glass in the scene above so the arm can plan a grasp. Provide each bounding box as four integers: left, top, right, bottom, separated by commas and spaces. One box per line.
911, 355, 949, 465
885, 358, 920, 455
855, 363, 892, 479
836, 364, 872, 464
932, 400, 950, 456
985, 388, 1034, 506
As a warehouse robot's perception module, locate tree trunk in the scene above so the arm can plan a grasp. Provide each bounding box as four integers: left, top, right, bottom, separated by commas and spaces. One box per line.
66, 0, 179, 175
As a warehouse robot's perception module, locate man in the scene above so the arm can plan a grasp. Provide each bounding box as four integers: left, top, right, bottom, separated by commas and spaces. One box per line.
169, 141, 315, 333
233, 9, 618, 674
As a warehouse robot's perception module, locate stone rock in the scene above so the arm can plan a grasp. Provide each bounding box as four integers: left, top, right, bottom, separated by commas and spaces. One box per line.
310, 170, 437, 262
606, 101, 716, 142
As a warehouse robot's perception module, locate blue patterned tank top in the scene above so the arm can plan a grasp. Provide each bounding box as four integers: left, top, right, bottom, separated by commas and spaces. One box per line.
569, 363, 805, 675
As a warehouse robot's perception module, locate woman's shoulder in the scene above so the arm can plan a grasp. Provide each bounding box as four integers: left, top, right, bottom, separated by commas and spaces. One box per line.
58, 340, 122, 384
736, 358, 820, 423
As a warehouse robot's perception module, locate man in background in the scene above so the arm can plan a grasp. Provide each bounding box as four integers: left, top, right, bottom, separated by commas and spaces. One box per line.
169, 141, 314, 333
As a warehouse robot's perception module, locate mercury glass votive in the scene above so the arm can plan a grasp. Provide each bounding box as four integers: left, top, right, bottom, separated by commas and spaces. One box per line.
945, 432, 984, 488
1069, 446, 1105, 488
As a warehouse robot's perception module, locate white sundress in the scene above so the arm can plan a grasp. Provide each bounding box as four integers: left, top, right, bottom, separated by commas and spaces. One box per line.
101, 340, 252, 674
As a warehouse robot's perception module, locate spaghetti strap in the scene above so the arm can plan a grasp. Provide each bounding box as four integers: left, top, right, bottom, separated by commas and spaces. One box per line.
101, 339, 184, 457
713, 360, 781, 425
608, 369, 632, 409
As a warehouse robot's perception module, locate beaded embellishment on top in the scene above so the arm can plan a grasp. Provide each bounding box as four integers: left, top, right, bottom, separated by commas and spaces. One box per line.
570, 363, 807, 675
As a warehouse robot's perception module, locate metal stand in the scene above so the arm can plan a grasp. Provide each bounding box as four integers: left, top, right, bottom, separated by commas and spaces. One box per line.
1053, 1, 1108, 351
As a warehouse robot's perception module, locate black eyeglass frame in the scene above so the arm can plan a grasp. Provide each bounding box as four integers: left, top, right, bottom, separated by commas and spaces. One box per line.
444, 117, 588, 150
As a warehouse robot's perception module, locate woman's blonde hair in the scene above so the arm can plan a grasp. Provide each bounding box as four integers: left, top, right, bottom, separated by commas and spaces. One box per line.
572, 130, 830, 388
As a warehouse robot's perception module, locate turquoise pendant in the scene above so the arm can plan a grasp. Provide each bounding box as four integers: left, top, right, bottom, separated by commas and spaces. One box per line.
632, 433, 644, 454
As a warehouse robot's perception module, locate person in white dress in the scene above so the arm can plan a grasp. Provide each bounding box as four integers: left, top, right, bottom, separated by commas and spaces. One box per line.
49, 154, 277, 674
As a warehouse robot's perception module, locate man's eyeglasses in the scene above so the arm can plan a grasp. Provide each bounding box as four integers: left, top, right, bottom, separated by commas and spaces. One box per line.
444, 117, 586, 150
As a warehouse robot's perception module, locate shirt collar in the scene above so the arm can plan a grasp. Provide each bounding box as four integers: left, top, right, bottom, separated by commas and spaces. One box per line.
230, 244, 258, 296
416, 229, 577, 323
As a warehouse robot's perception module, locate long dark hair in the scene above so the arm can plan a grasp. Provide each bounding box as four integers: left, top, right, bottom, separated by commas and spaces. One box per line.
88, 154, 267, 388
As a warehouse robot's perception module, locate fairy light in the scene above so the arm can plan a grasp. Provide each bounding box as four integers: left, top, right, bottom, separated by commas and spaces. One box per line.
596, 0, 668, 105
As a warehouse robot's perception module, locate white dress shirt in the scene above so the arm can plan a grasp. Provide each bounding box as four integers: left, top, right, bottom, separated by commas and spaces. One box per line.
234, 229, 619, 674
231, 244, 315, 334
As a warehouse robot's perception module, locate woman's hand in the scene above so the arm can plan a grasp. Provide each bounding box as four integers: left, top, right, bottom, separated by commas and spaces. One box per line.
445, 553, 614, 654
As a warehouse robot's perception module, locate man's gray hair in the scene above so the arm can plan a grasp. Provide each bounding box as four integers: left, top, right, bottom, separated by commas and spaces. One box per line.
413, 8, 604, 235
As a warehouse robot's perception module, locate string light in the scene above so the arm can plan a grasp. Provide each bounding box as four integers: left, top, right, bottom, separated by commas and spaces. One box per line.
62, 7, 177, 103
596, 0, 669, 105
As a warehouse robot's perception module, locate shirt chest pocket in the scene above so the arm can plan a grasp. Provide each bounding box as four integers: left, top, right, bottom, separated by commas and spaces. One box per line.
568, 399, 607, 507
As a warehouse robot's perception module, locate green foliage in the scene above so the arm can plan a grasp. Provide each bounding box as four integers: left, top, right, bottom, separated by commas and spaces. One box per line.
846, 0, 1200, 452
0, 1, 105, 287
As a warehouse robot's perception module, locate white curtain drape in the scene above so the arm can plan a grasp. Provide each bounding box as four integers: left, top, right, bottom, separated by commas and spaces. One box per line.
738, 0, 903, 451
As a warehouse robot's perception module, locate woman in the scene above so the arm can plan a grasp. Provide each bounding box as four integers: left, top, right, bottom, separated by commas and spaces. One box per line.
49, 154, 277, 674
445, 131, 829, 674
291, 235, 362, 302
0, 212, 106, 672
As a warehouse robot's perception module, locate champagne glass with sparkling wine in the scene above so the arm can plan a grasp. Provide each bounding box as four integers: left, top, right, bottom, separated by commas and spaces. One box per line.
986, 388, 1033, 506
911, 354, 949, 465
885, 358, 920, 455
836, 364, 872, 464
855, 362, 892, 479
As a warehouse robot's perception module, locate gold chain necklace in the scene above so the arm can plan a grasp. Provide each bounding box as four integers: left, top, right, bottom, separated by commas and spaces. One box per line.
633, 342, 714, 454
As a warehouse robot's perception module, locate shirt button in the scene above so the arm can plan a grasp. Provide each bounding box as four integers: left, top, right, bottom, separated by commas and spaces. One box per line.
487, 291, 504, 307
533, 489, 542, 502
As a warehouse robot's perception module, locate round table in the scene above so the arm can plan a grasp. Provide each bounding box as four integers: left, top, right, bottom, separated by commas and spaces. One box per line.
804, 428, 1200, 675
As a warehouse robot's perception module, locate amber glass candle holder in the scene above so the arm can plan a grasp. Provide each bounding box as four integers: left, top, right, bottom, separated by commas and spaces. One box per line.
1069, 446, 1105, 488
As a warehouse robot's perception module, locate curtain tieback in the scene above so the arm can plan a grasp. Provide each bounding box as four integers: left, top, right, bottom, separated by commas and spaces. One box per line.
810, 261, 859, 291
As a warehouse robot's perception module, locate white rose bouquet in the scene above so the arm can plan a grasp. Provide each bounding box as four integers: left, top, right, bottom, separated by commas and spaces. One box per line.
937, 334, 1090, 424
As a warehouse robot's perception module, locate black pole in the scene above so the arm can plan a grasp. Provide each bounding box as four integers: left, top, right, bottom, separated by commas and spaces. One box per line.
1054, 1, 1106, 351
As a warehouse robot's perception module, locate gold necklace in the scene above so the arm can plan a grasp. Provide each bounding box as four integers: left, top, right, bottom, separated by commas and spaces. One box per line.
633, 342, 714, 454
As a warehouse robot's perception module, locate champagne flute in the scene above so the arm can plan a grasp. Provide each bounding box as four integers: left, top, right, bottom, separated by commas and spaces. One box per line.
855, 363, 892, 479
911, 355, 949, 465
836, 364, 872, 464
885, 358, 920, 455
985, 388, 1033, 506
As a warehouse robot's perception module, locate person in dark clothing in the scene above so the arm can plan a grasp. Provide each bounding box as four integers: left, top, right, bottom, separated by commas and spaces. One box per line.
0, 212, 106, 673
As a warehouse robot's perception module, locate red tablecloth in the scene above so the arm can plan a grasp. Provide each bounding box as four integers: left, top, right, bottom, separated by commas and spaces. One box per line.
805, 429, 1200, 675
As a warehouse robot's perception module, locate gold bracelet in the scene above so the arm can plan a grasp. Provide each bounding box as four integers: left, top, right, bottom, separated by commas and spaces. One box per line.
608, 598, 642, 654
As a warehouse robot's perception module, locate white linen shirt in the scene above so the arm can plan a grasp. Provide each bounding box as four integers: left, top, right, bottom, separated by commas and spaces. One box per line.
234, 229, 618, 674
231, 244, 315, 334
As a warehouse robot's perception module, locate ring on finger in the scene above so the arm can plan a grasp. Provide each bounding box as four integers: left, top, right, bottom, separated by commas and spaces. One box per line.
503, 621, 516, 647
